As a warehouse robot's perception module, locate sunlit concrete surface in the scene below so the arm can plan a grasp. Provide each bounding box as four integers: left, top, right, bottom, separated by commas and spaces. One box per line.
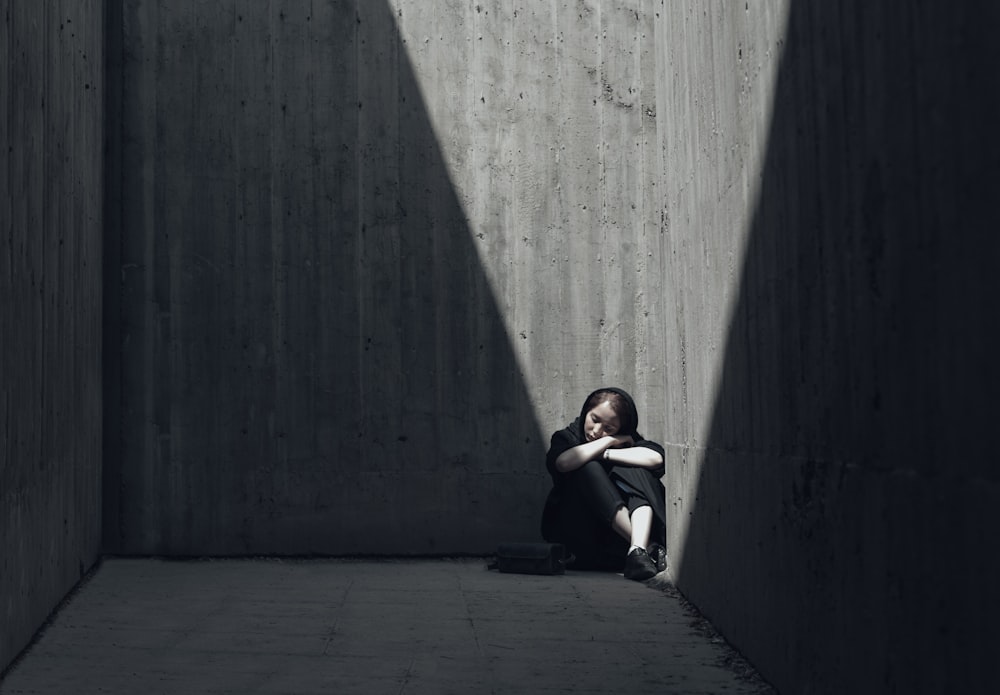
0, 558, 772, 694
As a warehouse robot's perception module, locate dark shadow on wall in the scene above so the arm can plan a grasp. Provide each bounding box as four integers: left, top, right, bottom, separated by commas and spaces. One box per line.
674, 4, 1000, 694
104, 1, 546, 555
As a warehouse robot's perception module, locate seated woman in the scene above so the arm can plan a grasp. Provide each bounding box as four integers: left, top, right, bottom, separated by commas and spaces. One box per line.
541, 387, 667, 581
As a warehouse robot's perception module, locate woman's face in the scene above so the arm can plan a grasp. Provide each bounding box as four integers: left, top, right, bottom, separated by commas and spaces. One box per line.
584, 401, 621, 441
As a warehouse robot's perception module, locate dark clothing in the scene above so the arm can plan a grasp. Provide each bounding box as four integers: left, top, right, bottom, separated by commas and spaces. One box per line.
540, 388, 667, 571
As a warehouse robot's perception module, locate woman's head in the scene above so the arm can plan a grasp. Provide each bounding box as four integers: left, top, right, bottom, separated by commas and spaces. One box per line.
581, 389, 638, 441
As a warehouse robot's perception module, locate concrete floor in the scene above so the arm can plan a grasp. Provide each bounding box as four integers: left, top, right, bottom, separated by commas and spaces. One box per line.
0, 558, 774, 694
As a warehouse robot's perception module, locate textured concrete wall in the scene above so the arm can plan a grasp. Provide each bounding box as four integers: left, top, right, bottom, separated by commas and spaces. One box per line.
395, 0, 666, 430
655, 2, 1000, 693
106, 0, 666, 555
1, 0, 105, 674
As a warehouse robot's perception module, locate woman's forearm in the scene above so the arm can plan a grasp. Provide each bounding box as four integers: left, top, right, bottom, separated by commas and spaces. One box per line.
603, 446, 663, 469
554, 437, 617, 472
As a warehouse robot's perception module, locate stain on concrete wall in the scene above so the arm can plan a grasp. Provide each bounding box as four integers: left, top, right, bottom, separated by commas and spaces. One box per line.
655, 2, 1000, 692
1, 0, 105, 673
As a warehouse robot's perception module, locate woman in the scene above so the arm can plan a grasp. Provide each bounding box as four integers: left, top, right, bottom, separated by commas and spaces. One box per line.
541, 387, 667, 580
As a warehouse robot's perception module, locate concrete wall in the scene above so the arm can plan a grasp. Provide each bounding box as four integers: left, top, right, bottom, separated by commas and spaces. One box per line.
5, 0, 994, 688
655, 2, 1000, 693
1, 0, 105, 674
105, 0, 666, 555
103, 0, 1000, 686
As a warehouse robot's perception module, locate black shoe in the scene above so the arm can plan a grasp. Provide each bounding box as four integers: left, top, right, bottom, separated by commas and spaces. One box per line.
648, 543, 668, 573
623, 548, 658, 581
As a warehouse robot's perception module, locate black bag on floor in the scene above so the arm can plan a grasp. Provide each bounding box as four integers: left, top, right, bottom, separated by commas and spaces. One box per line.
489, 542, 568, 575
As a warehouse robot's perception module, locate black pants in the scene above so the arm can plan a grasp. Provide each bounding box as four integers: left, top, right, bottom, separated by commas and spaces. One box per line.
541, 460, 665, 571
